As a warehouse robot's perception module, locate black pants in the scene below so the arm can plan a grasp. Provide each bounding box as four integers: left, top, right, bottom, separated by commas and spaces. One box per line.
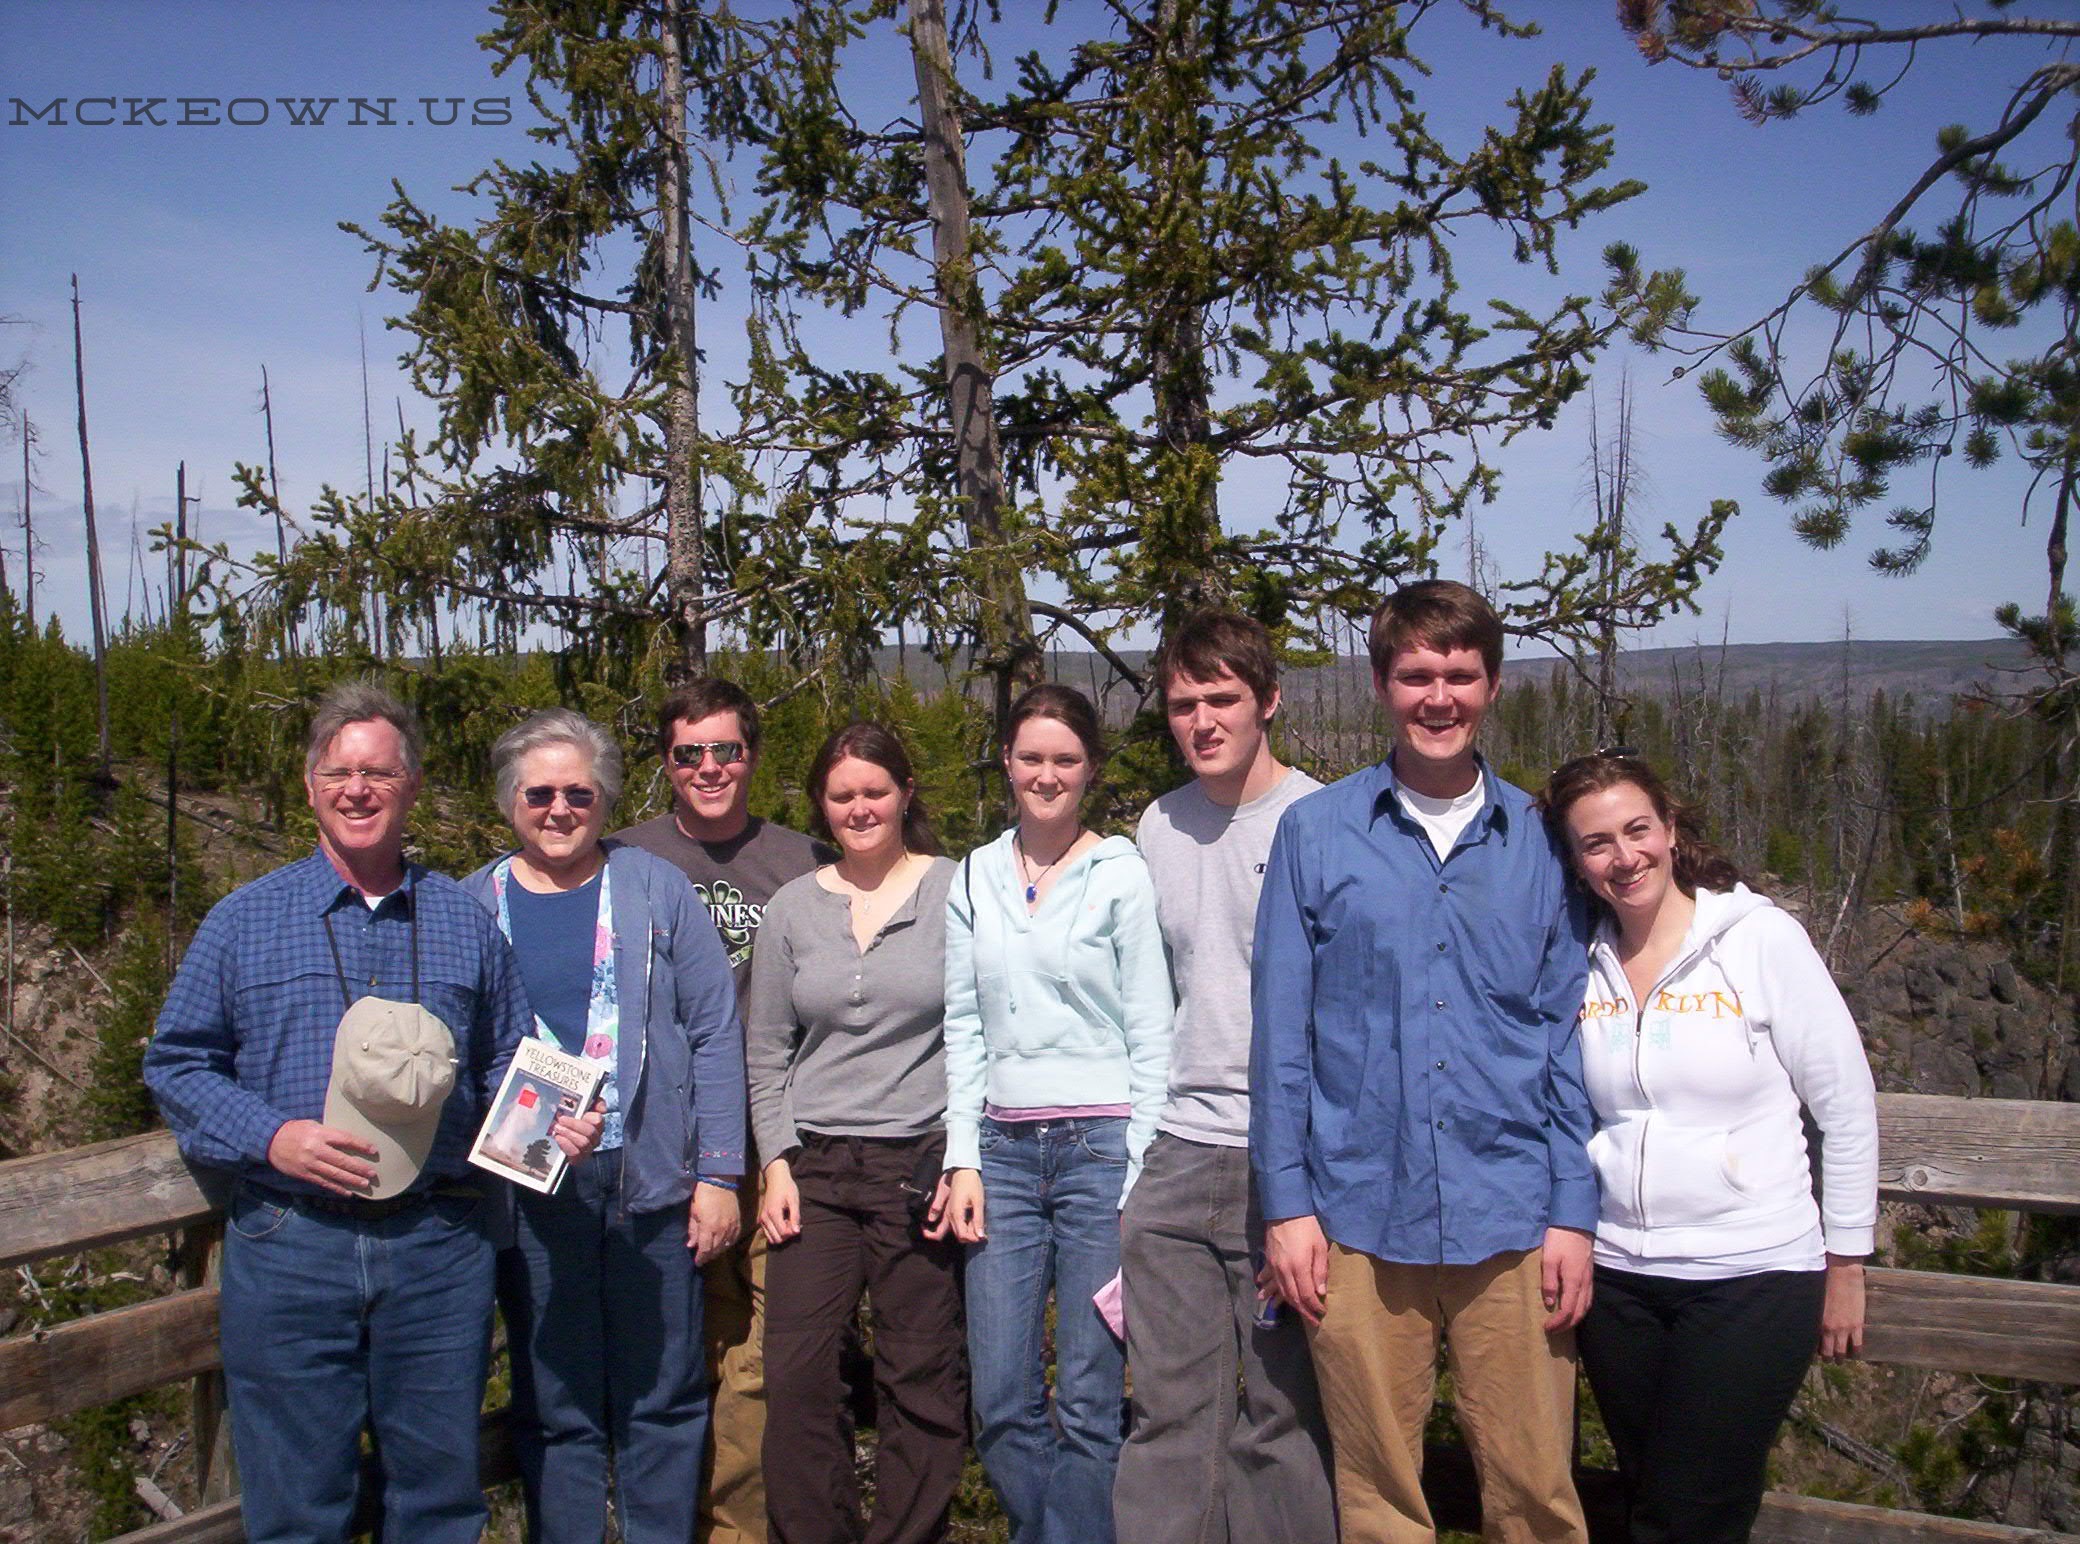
1576, 1264, 1824, 1544
763, 1132, 967, 1544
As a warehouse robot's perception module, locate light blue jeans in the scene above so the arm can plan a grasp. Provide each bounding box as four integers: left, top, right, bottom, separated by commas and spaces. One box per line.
965, 1115, 1130, 1544
219, 1182, 495, 1544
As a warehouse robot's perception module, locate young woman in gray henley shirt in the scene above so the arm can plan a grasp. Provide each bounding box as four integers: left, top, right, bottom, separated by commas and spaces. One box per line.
743, 721, 963, 1544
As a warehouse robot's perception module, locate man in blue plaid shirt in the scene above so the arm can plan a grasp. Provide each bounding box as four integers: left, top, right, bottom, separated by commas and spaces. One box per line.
145, 680, 597, 1543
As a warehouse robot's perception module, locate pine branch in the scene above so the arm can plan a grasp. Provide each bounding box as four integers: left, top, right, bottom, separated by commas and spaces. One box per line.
1639, 13, 2080, 77
1845, 69, 2077, 291
1028, 601, 1146, 693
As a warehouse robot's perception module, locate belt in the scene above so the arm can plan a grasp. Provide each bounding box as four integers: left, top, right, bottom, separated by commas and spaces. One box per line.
258, 1182, 479, 1220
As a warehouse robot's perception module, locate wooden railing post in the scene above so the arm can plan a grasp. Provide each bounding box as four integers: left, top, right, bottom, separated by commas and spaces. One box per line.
175, 1221, 236, 1506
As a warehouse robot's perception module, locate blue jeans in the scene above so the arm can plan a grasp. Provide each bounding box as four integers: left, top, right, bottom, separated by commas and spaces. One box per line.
966, 1116, 1129, 1544
219, 1182, 495, 1544
497, 1148, 709, 1544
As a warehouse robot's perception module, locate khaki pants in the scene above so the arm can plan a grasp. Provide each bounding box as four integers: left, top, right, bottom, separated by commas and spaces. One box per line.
699, 1189, 768, 1544
1307, 1243, 1586, 1544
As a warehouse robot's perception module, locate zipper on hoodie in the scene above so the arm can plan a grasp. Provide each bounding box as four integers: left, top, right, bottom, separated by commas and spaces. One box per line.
617, 910, 654, 1225
1605, 931, 1717, 1232
1631, 990, 1648, 1228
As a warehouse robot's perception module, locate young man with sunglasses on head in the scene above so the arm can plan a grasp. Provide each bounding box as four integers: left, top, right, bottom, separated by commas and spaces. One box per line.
617, 679, 831, 1544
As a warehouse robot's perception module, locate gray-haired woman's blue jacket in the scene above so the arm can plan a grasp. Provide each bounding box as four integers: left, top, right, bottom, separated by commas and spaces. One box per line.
462, 840, 746, 1216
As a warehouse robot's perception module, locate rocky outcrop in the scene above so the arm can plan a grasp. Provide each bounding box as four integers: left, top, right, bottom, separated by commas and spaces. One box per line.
1813, 910, 2079, 1533
1834, 915, 2076, 1104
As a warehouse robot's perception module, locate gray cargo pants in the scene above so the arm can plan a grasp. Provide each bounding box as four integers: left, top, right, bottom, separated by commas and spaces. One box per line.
1114, 1133, 1338, 1544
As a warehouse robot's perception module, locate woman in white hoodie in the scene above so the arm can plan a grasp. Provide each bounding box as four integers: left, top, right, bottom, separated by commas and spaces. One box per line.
938, 683, 1174, 1544
1541, 750, 1878, 1544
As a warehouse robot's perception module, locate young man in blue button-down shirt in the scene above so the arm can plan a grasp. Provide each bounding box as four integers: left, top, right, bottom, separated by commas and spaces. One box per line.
1250, 580, 1597, 1543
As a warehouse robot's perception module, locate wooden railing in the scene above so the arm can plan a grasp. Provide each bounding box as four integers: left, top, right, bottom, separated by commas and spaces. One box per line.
3, 1093, 2076, 1542
0, 1135, 514, 1542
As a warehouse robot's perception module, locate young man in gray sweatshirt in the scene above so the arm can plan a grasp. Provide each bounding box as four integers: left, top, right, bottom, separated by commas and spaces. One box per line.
1114, 611, 1337, 1543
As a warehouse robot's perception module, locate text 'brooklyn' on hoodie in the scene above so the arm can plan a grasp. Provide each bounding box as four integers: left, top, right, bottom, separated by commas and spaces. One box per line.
1578, 883, 1879, 1264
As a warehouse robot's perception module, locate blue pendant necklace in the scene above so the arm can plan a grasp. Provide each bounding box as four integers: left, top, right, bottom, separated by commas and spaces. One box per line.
1014, 828, 1078, 905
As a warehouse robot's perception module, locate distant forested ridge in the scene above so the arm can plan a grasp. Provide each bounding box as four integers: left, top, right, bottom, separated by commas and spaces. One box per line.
0, 601, 2068, 1000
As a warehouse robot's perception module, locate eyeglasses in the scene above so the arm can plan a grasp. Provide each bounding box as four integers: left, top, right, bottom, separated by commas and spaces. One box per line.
522, 784, 598, 809
313, 766, 408, 788
670, 740, 747, 768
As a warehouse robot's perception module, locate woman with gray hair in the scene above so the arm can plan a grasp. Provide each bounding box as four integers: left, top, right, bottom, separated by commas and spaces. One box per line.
462, 707, 748, 1544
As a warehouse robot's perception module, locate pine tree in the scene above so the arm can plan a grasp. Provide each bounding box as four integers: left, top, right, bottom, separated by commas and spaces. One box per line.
1618, 3, 2080, 667
1616, 0, 2080, 970
248, 0, 783, 680
741, 0, 1724, 681
83, 909, 169, 1141
233, 1, 1727, 744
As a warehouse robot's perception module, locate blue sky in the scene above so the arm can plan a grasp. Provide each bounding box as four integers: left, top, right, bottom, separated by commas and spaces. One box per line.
1, 1, 2062, 656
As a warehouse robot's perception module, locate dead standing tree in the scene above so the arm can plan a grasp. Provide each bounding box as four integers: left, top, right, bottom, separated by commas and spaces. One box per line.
908, 0, 1041, 739
69, 275, 111, 780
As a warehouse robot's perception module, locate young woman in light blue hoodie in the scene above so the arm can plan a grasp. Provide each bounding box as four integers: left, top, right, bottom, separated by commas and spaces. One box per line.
938, 683, 1174, 1544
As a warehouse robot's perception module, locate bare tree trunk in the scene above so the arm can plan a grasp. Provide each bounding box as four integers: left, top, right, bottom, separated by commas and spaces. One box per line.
1936, 765, 1968, 935
261, 365, 297, 661
659, 0, 706, 682
70, 275, 112, 778
19, 412, 32, 632
127, 495, 151, 627
1823, 728, 1885, 969
396, 400, 442, 671
1149, 308, 1219, 623
2046, 384, 2074, 677
359, 322, 387, 663
167, 462, 189, 967
1755, 680, 1782, 877
907, 0, 1039, 743
1831, 615, 1854, 907
2043, 444, 2075, 985
1585, 375, 1641, 746
1145, 0, 1221, 634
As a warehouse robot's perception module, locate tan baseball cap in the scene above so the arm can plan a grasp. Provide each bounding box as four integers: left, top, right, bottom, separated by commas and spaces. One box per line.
323, 997, 458, 1199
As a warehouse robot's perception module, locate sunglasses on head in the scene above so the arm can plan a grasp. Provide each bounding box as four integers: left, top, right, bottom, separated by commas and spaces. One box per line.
522, 784, 598, 809
1549, 745, 1643, 778
670, 740, 747, 768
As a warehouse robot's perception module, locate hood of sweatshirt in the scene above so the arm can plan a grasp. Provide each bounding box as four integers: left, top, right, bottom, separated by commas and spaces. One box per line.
1590, 880, 1773, 981
1081, 833, 1142, 869
1688, 881, 1774, 947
